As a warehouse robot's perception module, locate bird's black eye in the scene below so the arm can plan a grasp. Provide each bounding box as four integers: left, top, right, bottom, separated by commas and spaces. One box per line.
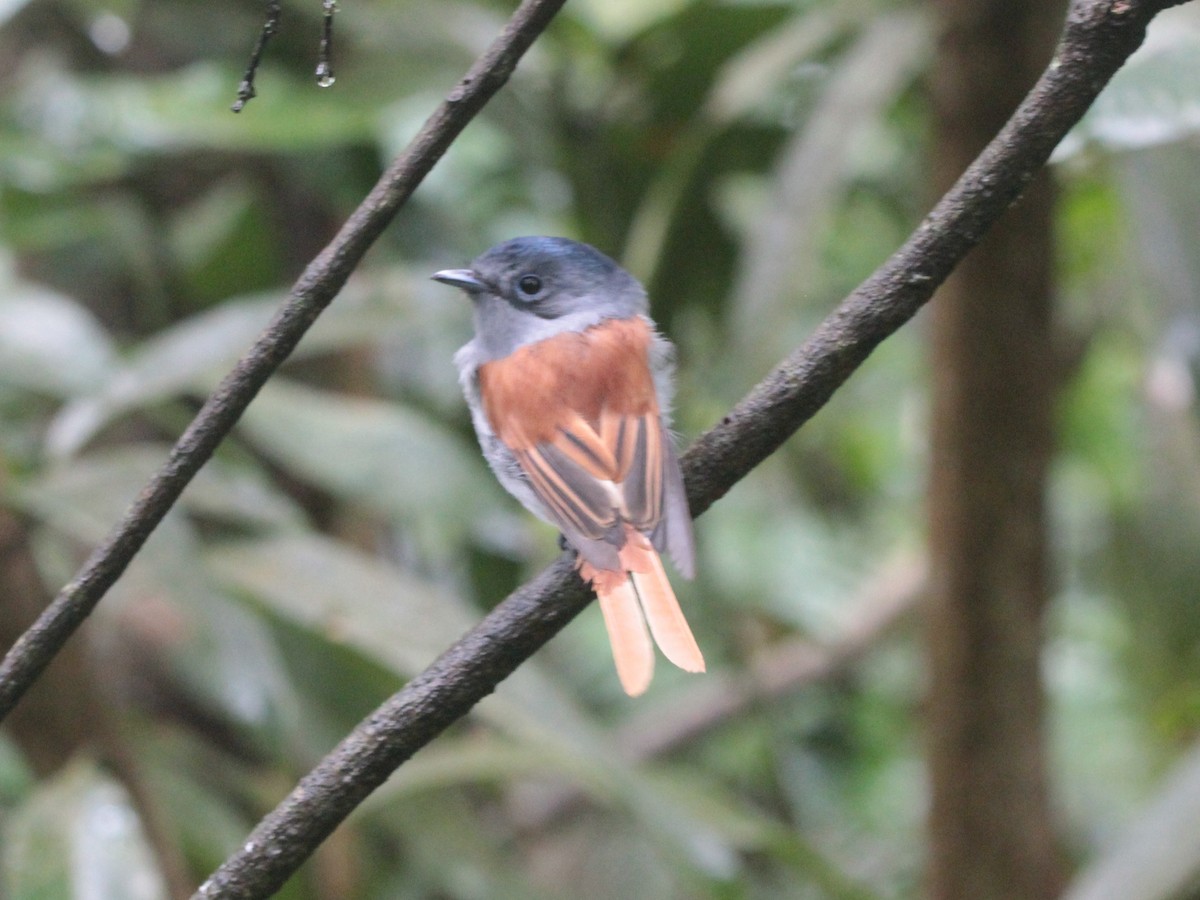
517, 274, 542, 296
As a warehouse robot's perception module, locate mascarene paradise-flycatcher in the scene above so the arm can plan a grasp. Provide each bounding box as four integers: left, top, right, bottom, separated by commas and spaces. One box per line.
434, 236, 704, 696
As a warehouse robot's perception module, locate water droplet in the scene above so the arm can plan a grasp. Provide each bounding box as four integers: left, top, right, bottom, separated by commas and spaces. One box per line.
315, 62, 336, 88
89, 12, 131, 55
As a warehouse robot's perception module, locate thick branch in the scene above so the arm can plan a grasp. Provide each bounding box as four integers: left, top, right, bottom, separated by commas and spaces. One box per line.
0, 0, 569, 723
193, 1, 1183, 896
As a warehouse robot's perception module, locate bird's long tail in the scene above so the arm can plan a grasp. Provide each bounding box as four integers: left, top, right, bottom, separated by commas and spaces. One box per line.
579, 528, 705, 696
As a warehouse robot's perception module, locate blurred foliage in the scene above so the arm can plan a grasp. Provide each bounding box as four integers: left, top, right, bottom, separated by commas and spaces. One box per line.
2, 0, 1200, 897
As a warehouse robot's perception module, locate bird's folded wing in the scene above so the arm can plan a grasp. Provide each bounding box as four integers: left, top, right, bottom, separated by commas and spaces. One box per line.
515, 410, 663, 540
475, 317, 694, 575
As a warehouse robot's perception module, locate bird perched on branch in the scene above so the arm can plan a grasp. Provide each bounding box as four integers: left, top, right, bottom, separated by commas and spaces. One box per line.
434, 237, 704, 696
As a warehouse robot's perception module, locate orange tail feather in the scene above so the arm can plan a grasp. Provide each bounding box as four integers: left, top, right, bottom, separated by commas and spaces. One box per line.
595, 577, 654, 696
628, 545, 705, 674
580, 529, 704, 695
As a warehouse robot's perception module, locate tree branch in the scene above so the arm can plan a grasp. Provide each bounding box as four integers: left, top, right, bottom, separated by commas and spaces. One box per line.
230, 1, 282, 113
191, 1, 1186, 896
0, 0, 570, 723
680, 0, 1184, 518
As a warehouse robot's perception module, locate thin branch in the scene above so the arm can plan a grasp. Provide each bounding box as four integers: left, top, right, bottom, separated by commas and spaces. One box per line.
231, 1, 282, 113
0, 0, 570, 723
192, 1, 1186, 896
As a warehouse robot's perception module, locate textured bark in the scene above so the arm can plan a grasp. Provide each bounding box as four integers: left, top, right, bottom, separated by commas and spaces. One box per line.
926, 0, 1067, 897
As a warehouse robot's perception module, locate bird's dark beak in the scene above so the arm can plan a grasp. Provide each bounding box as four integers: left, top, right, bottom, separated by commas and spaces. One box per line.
432, 268, 487, 292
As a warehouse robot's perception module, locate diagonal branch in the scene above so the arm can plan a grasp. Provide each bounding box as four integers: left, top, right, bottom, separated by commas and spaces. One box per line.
192, 1, 1188, 896
681, 0, 1185, 517
0, 0, 570, 724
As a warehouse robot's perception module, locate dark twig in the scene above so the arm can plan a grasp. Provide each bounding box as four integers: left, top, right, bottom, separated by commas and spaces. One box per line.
0, 0, 571, 723
231, 0, 282, 113
192, 2, 1187, 896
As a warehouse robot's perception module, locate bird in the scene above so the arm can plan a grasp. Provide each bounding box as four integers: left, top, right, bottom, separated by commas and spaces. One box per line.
433, 236, 704, 696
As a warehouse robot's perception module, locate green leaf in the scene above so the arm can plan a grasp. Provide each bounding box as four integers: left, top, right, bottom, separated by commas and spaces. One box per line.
12, 63, 377, 157
168, 177, 285, 303
207, 533, 744, 869
704, 3, 864, 126
568, 0, 691, 43
729, 9, 929, 357
1063, 742, 1200, 900
0, 736, 35, 806
208, 533, 483, 680
1057, 10, 1200, 157
0, 0, 34, 26
45, 294, 278, 456
208, 532, 608, 751
207, 530, 640, 766
362, 733, 610, 802
2, 759, 169, 900
13, 444, 303, 539
13, 445, 192, 546
376, 791, 555, 900
234, 379, 503, 543
139, 738, 258, 884
44, 275, 435, 456
13, 445, 304, 740
0, 278, 116, 398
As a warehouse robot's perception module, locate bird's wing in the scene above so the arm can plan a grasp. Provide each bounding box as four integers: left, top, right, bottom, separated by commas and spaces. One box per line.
513, 409, 661, 554
476, 317, 693, 576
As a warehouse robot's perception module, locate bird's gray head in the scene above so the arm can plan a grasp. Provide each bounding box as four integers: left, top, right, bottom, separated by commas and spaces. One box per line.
432, 236, 648, 360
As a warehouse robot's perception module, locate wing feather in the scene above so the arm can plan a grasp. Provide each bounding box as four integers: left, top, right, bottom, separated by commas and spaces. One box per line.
556, 414, 620, 480
600, 410, 637, 480
526, 443, 617, 531
524, 409, 694, 587
619, 413, 668, 530
515, 449, 597, 535
656, 439, 695, 579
